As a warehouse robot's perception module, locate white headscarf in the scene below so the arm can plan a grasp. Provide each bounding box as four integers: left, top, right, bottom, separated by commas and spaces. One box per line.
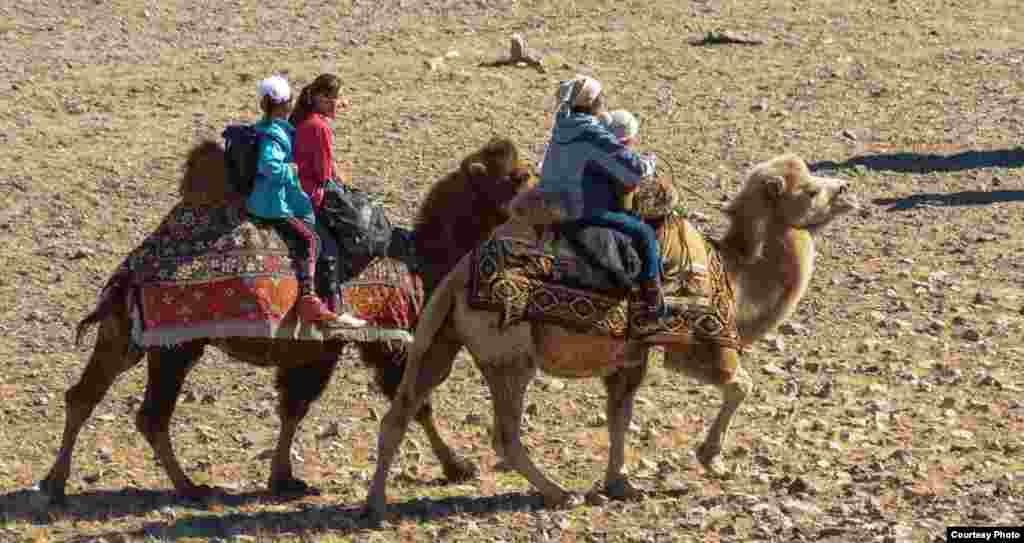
598, 109, 640, 141
555, 74, 603, 114
257, 75, 292, 104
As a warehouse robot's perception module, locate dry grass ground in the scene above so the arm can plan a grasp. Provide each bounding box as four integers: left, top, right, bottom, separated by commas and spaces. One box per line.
1, 1, 1023, 541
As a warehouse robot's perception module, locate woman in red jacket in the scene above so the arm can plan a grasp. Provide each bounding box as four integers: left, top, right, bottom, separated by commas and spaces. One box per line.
290, 74, 352, 209
290, 74, 365, 326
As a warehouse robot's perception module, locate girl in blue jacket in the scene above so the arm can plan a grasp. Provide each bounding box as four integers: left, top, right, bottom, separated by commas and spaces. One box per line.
247, 75, 365, 329
537, 76, 666, 328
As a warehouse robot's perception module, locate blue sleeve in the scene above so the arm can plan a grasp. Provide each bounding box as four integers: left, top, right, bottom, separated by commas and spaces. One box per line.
583, 126, 655, 190
256, 137, 292, 188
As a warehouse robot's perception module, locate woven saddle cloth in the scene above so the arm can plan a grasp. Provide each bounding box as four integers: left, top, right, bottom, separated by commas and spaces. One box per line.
467, 212, 741, 349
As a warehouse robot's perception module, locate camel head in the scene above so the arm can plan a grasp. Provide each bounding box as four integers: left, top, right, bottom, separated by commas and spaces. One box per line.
460, 137, 537, 219
722, 154, 859, 262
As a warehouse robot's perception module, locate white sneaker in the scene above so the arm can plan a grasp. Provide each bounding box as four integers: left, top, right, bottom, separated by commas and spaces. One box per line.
333, 312, 368, 328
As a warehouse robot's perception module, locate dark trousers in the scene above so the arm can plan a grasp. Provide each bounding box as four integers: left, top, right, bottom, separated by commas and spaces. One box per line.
570, 210, 660, 282
263, 217, 320, 295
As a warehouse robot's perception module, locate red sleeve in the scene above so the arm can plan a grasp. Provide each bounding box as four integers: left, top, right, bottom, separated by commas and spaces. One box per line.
308, 120, 333, 184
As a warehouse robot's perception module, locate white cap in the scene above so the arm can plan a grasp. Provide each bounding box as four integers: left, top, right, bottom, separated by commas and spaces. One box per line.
257, 75, 291, 104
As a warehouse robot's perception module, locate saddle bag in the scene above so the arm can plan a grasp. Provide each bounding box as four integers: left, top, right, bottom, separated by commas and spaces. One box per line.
319, 182, 393, 277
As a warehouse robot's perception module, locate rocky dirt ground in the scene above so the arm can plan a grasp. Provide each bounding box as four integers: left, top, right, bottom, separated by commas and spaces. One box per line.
1, 1, 1023, 541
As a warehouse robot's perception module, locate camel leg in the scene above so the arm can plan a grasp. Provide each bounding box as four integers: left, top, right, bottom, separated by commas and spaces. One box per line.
364, 339, 460, 521
481, 363, 574, 508
601, 358, 649, 500
40, 316, 144, 505
666, 345, 750, 477
135, 341, 213, 498
360, 341, 477, 483
696, 365, 751, 477
268, 355, 340, 496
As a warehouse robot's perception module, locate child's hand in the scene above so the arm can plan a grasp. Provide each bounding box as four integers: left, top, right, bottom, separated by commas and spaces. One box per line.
288, 163, 299, 177
336, 160, 353, 184
338, 96, 352, 111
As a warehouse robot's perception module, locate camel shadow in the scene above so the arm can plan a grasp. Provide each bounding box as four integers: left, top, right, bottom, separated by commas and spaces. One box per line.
808, 148, 1024, 174
0, 486, 278, 526
63, 491, 552, 541
872, 190, 1024, 211
49, 484, 701, 541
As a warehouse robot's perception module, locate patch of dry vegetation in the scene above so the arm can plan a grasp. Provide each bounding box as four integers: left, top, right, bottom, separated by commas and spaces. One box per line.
2, 1, 1023, 541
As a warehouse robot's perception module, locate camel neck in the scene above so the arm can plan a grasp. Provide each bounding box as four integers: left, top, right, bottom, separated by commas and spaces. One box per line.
729, 226, 815, 343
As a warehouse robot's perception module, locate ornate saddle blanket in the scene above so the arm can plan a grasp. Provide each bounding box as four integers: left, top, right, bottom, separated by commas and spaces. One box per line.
109, 203, 418, 347
467, 217, 741, 349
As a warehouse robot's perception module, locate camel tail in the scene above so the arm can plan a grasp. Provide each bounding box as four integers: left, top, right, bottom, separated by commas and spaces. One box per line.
75, 278, 128, 347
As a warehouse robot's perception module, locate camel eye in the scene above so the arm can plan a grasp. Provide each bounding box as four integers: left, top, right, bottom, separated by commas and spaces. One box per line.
806, 189, 820, 198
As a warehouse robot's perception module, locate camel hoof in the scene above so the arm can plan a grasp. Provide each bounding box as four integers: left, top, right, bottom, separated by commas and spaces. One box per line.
269, 477, 320, 497
37, 478, 67, 506
696, 445, 732, 479
442, 458, 479, 483
604, 478, 644, 501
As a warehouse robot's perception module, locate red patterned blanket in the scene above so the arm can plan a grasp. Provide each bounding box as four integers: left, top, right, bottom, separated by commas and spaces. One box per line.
105, 203, 418, 347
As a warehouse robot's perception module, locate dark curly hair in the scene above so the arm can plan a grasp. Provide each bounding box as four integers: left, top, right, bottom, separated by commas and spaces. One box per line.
289, 73, 342, 126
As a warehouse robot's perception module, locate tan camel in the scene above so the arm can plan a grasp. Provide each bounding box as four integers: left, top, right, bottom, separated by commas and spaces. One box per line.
363, 153, 859, 518
38, 137, 535, 505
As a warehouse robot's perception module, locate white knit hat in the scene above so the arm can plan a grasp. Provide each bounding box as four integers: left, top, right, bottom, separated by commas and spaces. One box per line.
257, 75, 291, 104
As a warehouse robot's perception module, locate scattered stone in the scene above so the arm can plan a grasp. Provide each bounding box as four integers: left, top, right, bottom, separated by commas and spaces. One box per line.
857, 339, 880, 353
864, 399, 893, 413
763, 335, 785, 352
779, 497, 823, 517
976, 374, 1002, 388
962, 328, 982, 342
762, 363, 787, 377
778, 322, 806, 336
689, 30, 766, 46
973, 291, 994, 305
479, 33, 545, 72
424, 56, 445, 71
71, 247, 95, 259
318, 421, 340, 440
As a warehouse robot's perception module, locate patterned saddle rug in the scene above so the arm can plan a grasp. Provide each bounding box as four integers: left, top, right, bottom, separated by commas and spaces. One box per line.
467, 217, 741, 349
107, 203, 420, 347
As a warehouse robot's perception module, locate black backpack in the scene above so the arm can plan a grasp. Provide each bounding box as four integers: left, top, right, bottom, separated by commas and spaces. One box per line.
319, 183, 394, 280
222, 124, 262, 196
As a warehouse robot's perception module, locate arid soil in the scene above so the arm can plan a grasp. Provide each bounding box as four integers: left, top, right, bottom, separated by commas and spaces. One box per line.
1, 1, 1023, 541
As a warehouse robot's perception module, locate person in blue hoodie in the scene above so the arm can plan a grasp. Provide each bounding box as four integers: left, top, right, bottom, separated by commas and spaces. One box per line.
247, 75, 366, 330
537, 75, 666, 328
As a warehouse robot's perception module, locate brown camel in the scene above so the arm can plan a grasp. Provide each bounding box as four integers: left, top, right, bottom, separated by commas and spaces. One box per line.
364, 154, 859, 518
38, 136, 535, 505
